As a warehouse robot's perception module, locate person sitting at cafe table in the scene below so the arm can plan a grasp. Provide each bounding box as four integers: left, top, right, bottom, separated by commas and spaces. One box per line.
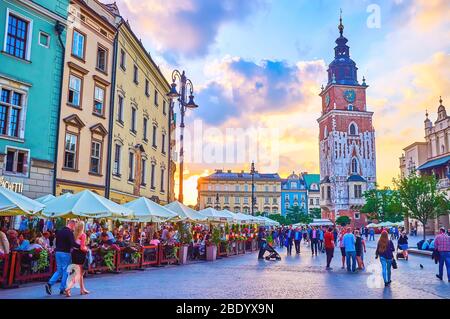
15, 233, 30, 251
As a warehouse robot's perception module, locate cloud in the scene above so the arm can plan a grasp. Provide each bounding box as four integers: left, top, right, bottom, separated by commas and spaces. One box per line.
192, 57, 326, 126
115, 0, 264, 58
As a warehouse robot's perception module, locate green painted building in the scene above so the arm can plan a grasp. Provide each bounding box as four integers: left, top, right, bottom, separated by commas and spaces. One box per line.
0, 0, 69, 198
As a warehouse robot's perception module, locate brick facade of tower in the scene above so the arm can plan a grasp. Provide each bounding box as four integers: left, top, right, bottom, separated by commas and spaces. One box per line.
317, 17, 376, 229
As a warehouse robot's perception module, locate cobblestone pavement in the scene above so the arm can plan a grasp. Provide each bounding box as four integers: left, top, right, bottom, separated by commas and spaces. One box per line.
0, 235, 448, 299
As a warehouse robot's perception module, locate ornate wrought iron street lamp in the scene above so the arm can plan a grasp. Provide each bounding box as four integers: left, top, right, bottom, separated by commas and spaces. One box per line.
167, 70, 198, 203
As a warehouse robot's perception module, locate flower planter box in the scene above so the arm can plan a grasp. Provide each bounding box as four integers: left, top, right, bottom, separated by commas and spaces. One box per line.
178, 245, 189, 265
238, 240, 246, 254
12, 251, 54, 284
116, 246, 142, 271
231, 241, 238, 255
159, 244, 178, 265
141, 245, 159, 267
88, 248, 117, 274
206, 245, 217, 261
0, 253, 10, 287
245, 240, 253, 252
218, 242, 228, 257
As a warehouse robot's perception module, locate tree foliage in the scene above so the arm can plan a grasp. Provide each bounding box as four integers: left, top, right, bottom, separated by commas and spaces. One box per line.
394, 174, 450, 239
360, 187, 404, 222
335, 216, 351, 226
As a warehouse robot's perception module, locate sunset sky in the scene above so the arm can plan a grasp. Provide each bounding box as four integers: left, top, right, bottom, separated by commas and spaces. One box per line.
115, 0, 449, 205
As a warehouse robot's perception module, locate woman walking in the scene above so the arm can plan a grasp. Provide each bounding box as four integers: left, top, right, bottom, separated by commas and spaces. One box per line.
398, 231, 409, 260
65, 221, 90, 296
375, 230, 395, 287
355, 230, 365, 270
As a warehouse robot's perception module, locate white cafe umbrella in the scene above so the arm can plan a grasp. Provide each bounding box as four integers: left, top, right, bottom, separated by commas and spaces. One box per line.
165, 201, 207, 222
261, 216, 280, 226
234, 213, 260, 224
122, 197, 177, 222
42, 189, 132, 219
0, 186, 45, 216
198, 207, 233, 223
35, 194, 56, 204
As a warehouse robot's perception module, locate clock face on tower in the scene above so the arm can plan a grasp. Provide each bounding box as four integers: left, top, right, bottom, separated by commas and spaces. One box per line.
343, 89, 356, 103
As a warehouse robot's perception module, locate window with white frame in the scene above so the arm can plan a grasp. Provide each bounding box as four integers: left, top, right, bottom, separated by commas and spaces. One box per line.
141, 159, 146, 186
161, 133, 166, 154
68, 75, 82, 107
131, 107, 137, 133
96, 45, 107, 72
5, 147, 28, 175
113, 144, 121, 176
117, 95, 124, 123
93, 85, 105, 115
5, 11, 32, 60
0, 88, 24, 138
90, 141, 101, 174
64, 133, 77, 169
119, 48, 126, 70
354, 184, 363, 198
143, 118, 148, 141
152, 125, 157, 147
351, 157, 358, 174
160, 168, 165, 192
39, 31, 50, 48
71, 29, 85, 59
150, 163, 156, 189
128, 152, 134, 181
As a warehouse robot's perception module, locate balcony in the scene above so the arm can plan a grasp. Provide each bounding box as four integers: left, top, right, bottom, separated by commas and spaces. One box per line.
438, 178, 450, 189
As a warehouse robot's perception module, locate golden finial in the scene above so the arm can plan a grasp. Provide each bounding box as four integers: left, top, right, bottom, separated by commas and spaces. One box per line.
338, 9, 344, 36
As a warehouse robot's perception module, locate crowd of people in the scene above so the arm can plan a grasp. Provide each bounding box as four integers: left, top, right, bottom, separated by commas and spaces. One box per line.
257, 223, 450, 287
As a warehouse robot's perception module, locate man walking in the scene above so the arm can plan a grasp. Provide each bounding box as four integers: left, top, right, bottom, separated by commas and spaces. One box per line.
343, 228, 357, 273
434, 227, 450, 282
310, 226, 319, 256
257, 227, 266, 260
294, 227, 302, 254
324, 227, 335, 270
285, 226, 294, 256
369, 227, 375, 241
45, 220, 76, 295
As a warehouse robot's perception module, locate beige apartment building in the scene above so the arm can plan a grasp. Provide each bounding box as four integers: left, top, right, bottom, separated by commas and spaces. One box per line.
107, 20, 171, 205
399, 97, 450, 234
197, 169, 281, 214
55, 0, 116, 196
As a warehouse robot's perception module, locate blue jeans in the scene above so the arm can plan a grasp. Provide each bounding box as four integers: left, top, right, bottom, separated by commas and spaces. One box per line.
369, 234, 375, 241
345, 251, 356, 272
380, 257, 392, 284
48, 252, 71, 291
438, 251, 450, 280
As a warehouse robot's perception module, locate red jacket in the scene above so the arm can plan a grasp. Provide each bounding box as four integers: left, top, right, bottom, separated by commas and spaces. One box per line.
324, 231, 335, 249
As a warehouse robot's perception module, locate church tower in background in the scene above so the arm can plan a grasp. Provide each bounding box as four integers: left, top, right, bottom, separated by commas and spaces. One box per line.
318, 14, 376, 228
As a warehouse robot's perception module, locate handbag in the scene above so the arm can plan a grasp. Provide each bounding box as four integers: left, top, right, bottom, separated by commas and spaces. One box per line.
391, 258, 398, 269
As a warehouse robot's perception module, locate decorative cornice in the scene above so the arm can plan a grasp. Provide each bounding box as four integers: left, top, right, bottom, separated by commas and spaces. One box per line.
68, 62, 89, 75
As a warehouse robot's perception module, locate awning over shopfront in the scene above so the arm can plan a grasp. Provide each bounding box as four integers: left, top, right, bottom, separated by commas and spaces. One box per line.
417, 155, 450, 170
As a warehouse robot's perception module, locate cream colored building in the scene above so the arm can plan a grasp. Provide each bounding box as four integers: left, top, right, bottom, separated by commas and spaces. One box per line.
399, 142, 428, 178
55, 0, 116, 196
197, 169, 281, 214
399, 98, 450, 234
107, 20, 171, 205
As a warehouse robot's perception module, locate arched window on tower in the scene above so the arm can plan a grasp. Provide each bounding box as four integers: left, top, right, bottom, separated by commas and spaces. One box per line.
351, 158, 358, 174
349, 123, 358, 135
324, 126, 328, 138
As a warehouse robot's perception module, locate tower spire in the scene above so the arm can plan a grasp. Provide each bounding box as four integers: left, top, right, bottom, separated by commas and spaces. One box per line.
338, 8, 344, 36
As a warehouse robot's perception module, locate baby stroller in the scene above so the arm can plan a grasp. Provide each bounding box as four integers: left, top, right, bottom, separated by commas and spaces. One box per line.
263, 241, 281, 261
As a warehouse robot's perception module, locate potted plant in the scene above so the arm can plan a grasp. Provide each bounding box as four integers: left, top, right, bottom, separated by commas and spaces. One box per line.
207, 228, 221, 261
177, 222, 192, 264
